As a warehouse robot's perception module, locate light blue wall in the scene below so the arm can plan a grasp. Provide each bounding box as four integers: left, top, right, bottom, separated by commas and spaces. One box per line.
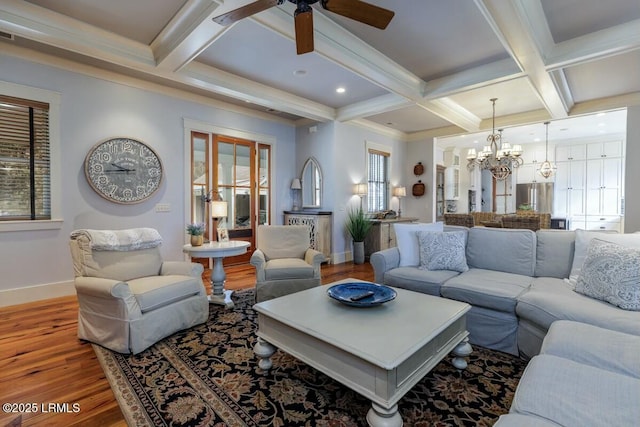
296, 121, 407, 262
0, 54, 296, 293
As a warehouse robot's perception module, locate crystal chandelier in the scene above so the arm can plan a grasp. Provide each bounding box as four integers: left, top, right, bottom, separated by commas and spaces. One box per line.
538, 121, 556, 178
466, 98, 523, 180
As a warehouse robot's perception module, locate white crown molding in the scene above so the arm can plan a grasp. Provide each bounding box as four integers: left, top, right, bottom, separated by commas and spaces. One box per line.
571, 92, 640, 116
0, 0, 155, 67
0, 44, 296, 127
406, 125, 465, 142
417, 98, 482, 132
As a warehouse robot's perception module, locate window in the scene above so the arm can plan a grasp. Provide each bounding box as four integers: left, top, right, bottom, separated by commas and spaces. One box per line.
367, 147, 390, 212
0, 95, 50, 221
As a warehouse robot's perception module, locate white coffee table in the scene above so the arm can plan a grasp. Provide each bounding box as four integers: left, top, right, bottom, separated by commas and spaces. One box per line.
183, 240, 250, 308
253, 278, 472, 427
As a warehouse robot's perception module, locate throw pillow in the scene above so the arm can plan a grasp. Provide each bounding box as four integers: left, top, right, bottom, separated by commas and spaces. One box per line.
568, 230, 640, 286
575, 238, 640, 311
394, 222, 444, 267
417, 230, 469, 273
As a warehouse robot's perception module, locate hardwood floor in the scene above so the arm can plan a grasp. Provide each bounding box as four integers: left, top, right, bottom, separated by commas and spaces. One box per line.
0, 262, 373, 426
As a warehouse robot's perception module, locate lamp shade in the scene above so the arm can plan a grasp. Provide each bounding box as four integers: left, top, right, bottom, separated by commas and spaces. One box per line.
393, 186, 406, 197
290, 178, 301, 189
211, 200, 228, 219
354, 183, 368, 197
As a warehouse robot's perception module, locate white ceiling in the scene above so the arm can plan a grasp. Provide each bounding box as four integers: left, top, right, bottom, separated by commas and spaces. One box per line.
1, 0, 639, 140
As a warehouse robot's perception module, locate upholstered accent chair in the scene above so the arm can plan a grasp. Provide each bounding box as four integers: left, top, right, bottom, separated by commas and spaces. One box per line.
69, 228, 209, 354
443, 213, 475, 228
250, 225, 324, 303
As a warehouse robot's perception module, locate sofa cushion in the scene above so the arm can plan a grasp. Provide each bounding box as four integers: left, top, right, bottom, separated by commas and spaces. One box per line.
417, 230, 468, 273
394, 222, 443, 267
541, 320, 640, 379
384, 267, 459, 296
575, 239, 640, 311
494, 413, 562, 427
257, 225, 310, 260
264, 258, 314, 280
568, 229, 640, 285
441, 268, 532, 313
129, 275, 204, 313
515, 277, 640, 336
534, 230, 575, 278
510, 355, 640, 427
81, 246, 163, 282
466, 228, 536, 276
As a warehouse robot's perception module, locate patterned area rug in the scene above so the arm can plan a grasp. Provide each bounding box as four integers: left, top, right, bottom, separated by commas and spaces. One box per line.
93, 290, 527, 426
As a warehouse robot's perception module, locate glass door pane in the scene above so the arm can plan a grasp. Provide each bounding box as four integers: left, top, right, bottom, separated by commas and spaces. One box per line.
258, 145, 270, 225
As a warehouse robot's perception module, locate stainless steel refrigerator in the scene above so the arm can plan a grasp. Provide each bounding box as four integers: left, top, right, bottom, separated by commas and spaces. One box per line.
516, 183, 554, 213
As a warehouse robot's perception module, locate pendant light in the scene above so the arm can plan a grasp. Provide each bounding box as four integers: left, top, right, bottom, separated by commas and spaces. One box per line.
538, 121, 556, 179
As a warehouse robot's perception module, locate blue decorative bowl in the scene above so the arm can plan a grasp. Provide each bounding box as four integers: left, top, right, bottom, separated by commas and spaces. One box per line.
327, 282, 397, 307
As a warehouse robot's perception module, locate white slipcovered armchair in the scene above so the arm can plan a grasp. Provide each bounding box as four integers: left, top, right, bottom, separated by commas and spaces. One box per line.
251, 225, 324, 302
69, 228, 209, 354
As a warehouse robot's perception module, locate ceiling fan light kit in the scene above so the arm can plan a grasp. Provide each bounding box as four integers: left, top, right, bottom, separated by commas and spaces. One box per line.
212, 0, 395, 55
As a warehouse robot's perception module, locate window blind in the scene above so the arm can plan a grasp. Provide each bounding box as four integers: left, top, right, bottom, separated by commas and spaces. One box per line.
0, 95, 51, 220
367, 148, 389, 212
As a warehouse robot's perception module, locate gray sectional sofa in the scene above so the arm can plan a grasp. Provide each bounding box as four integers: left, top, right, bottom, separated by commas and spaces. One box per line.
495, 320, 640, 427
370, 226, 640, 358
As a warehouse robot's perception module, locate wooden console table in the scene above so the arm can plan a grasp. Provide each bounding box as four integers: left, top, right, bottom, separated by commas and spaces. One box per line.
365, 217, 418, 257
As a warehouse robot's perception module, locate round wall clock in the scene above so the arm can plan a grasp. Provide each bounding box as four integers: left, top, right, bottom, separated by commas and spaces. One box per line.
84, 137, 163, 204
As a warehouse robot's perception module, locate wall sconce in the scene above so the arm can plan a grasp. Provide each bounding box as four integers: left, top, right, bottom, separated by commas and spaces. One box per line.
291, 178, 302, 211
354, 183, 367, 209
393, 186, 406, 217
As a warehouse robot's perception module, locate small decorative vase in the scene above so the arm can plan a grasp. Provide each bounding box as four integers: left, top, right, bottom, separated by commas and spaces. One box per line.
190, 234, 203, 247
353, 241, 365, 265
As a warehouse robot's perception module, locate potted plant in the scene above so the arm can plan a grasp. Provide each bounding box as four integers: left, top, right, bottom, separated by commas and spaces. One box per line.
186, 222, 205, 246
345, 206, 373, 264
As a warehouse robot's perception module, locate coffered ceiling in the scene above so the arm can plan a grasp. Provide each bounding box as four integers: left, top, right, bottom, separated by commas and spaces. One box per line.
1, 0, 639, 140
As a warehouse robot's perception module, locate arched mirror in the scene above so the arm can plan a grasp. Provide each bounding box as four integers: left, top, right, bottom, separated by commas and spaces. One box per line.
301, 157, 322, 208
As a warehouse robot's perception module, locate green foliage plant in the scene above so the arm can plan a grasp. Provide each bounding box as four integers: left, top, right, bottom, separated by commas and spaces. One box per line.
186, 222, 205, 236
345, 206, 373, 242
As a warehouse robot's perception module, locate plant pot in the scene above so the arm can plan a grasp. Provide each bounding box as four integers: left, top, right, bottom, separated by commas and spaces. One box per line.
353, 241, 365, 265
190, 234, 204, 247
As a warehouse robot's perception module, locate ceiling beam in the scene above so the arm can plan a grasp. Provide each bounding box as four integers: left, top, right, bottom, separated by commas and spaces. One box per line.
545, 19, 640, 70
475, 0, 571, 118
151, 0, 227, 72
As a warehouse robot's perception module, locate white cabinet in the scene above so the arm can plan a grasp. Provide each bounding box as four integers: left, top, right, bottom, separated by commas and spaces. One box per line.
555, 140, 624, 230
284, 211, 332, 262
445, 166, 459, 199
587, 141, 622, 159
516, 163, 554, 183
556, 144, 586, 162
585, 157, 622, 216
554, 159, 586, 217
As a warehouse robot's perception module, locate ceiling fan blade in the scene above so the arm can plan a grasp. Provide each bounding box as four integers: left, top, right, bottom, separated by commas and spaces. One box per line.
212, 0, 280, 26
294, 8, 314, 55
321, 0, 394, 29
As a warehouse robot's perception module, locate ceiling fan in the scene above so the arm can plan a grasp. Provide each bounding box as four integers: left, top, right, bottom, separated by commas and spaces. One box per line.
212, 0, 395, 55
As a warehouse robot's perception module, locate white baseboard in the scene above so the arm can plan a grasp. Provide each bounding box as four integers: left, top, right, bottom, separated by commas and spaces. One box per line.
0, 280, 76, 307
331, 251, 351, 264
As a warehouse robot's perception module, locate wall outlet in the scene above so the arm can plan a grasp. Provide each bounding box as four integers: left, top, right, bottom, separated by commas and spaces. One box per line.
155, 203, 171, 213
